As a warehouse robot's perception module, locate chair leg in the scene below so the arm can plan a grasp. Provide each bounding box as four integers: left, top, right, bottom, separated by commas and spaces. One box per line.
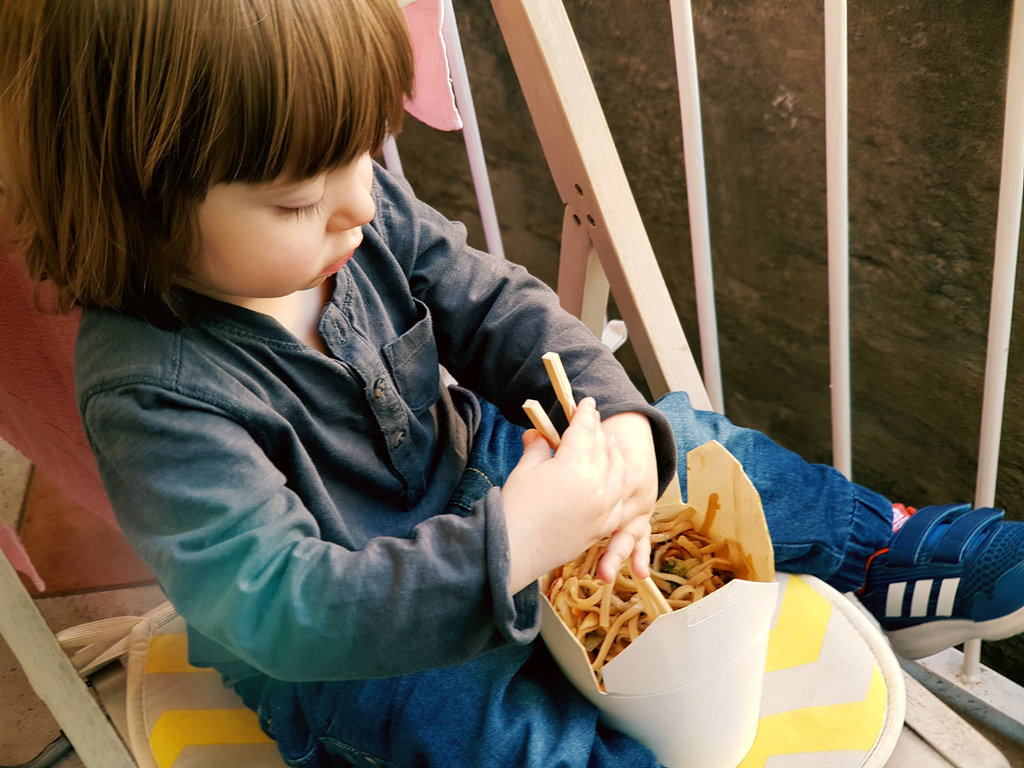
490, 0, 711, 407
0, 551, 137, 768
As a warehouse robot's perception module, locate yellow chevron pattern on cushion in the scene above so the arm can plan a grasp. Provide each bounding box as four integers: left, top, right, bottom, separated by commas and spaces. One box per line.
126, 615, 289, 768
736, 574, 904, 768
738, 668, 887, 767
764, 572, 832, 673
150, 709, 275, 768
144, 634, 218, 675
129, 575, 902, 768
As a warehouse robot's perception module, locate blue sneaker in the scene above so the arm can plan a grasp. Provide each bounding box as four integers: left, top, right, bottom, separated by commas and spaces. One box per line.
856, 503, 1024, 659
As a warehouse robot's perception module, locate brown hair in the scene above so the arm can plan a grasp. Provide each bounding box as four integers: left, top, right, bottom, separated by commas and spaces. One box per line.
0, 0, 414, 316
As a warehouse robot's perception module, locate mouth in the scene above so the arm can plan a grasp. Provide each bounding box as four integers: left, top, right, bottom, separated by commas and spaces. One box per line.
319, 236, 363, 276
319, 251, 354, 277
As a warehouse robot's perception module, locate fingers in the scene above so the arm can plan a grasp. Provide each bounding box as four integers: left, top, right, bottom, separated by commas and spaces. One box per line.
596, 520, 630, 583
564, 401, 628, 530
605, 434, 626, 514
596, 514, 652, 583
556, 397, 601, 455
518, 429, 554, 467
629, 533, 652, 580
600, 412, 658, 525
521, 396, 646, 585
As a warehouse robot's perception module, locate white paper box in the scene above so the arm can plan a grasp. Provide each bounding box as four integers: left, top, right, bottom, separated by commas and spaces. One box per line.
540, 441, 778, 768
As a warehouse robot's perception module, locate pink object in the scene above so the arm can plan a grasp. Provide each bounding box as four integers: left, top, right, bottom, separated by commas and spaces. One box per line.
402, 0, 462, 131
0, 233, 118, 589
0, 520, 44, 591
0, 1, 464, 584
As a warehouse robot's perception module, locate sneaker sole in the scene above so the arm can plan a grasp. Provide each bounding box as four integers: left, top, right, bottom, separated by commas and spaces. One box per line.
885, 602, 1024, 659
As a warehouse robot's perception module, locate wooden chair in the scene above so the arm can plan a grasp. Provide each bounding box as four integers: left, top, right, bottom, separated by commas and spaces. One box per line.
0, 265, 138, 766
0, 1, 1016, 766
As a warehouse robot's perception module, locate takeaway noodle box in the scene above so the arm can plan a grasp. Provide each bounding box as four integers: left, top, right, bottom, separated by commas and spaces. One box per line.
539, 441, 778, 768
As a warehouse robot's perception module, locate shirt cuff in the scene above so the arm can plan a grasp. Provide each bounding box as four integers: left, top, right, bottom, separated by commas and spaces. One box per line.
482, 486, 542, 645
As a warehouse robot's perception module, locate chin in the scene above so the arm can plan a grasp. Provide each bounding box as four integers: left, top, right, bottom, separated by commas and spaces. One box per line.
307, 275, 330, 289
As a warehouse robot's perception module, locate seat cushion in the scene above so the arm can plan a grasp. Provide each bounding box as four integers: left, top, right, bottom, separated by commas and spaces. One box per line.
737, 573, 904, 768
125, 613, 287, 768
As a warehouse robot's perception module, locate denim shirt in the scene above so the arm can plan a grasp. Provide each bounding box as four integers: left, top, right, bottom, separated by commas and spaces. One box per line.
76, 164, 676, 683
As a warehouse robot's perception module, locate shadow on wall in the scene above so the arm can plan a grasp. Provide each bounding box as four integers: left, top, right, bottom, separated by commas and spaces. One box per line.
392, 0, 1024, 683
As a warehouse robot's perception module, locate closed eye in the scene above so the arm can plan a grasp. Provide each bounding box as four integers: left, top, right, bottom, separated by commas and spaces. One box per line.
279, 201, 323, 220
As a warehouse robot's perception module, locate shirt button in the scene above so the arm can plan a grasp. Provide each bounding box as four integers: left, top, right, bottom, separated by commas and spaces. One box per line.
392, 431, 405, 447
373, 378, 385, 398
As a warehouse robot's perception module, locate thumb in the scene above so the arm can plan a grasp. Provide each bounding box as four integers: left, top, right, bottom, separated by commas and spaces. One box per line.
519, 428, 555, 467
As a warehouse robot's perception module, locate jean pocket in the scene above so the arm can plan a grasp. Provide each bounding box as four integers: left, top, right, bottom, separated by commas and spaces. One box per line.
318, 737, 401, 768
445, 466, 496, 515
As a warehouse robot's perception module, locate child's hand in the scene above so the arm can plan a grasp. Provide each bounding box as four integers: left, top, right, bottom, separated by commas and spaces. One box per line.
596, 412, 658, 583
502, 397, 630, 593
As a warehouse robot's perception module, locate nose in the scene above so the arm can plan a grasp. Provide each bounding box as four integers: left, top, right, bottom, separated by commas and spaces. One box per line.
325, 157, 375, 232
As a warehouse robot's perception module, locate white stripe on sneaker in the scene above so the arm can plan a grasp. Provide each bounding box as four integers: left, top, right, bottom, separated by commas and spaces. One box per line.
936, 577, 960, 617
884, 577, 960, 618
885, 582, 906, 617
910, 579, 933, 617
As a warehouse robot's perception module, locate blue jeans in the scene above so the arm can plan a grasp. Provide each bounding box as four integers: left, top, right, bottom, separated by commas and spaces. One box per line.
230, 392, 893, 767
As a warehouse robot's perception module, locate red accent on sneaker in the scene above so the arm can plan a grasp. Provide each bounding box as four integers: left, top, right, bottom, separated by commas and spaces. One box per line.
857, 546, 890, 595
892, 503, 917, 532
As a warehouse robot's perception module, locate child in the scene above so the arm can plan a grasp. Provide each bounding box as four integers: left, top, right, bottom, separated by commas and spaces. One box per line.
2, 1, 1023, 765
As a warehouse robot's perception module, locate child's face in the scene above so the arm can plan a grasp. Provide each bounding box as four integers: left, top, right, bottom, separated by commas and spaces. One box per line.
185, 154, 375, 308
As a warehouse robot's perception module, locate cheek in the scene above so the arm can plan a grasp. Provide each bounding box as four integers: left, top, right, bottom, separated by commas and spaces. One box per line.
241, 229, 327, 291
201, 215, 287, 267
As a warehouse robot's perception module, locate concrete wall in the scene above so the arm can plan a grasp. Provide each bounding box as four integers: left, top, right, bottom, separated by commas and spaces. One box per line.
394, 1, 1024, 680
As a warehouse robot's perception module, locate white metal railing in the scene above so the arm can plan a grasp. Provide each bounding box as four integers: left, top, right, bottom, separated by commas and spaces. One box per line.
963, 0, 1024, 684
385, 0, 505, 260
408, 0, 1024, 734
440, 0, 505, 259
668, 0, 724, 415
486, 0, 1024, 740
824, 0, 853, 481
667, 0, 1024, 728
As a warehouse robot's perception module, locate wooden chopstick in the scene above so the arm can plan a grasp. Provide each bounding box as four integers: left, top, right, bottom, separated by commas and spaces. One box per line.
542, 352, 577, 422
522, 399, 561, 448
521, 352, 575, 447
634, 567, 673, 618
526, 351, 675, 620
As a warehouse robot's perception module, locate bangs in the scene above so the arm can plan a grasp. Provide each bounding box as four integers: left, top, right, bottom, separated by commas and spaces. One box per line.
207, 0, 414, 184
0, 0, 413, 316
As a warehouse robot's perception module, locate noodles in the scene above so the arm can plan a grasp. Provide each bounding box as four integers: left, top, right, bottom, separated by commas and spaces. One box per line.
546, 497, 745, 682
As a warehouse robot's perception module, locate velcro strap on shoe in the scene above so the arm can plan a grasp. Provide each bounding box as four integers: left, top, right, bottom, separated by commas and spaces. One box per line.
930, 507, 1004, 564
887, 503, 971, 567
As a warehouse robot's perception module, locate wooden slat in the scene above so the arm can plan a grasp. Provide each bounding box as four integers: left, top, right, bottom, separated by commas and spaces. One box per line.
490, 0, 711, 407
557, 205, 610, 340
886, 729, 961, 768
0, 550, 137, 767
895, 670, 1010, 768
